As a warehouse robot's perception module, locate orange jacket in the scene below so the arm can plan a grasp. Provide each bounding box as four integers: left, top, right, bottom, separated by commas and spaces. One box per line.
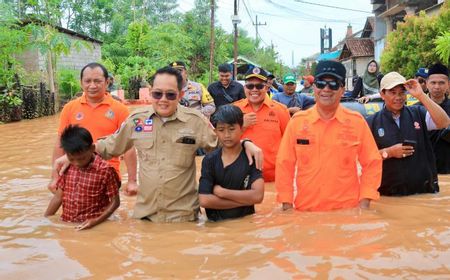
234, 96, 290, 182
58, 93, 129, 173
275, 105, 382, 211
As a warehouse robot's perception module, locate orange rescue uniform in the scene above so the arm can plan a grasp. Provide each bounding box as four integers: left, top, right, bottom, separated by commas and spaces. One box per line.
275, 105, 382, 211
234, 96, 290, 182
58, 93, 130, 173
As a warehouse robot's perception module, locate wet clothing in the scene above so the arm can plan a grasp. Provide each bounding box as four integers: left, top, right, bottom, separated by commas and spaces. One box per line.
58, 93, 129, 173
276, 105, 382, 211
234, 96, 290, 182
208, 81, 245, 107
272, 92, 315, 110
57, 153, 120, 223
96, 105, 217, 222
199, 148, 262, 221
367, 106, 439, 195
181, 80, 216, 117
420, 96, 450, 174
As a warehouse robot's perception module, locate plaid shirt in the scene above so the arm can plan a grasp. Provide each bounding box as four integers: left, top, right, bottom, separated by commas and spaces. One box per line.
57, 153, 120, 222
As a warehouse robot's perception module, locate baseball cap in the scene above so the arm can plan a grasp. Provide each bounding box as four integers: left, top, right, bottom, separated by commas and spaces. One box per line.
283, 73, 296, 84
315, 60, 346, 84
302, 75, 314, 84
414, 68, 429, 79
380, 71, 406, 92
428, 63, 449, 77
169, 61, 186, 70
245, 66, 268, 81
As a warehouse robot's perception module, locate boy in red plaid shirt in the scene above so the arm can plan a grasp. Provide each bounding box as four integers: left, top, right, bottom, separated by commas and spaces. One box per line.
45, 125, 120, 230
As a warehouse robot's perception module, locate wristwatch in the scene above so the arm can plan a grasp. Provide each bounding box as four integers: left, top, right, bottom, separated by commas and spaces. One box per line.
381, 149, 389, 159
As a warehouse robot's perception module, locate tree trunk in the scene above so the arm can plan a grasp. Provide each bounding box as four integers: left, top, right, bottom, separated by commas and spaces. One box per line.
47, 52, 58, 112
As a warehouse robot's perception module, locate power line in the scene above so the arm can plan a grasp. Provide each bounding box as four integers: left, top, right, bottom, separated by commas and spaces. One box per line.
260, 25, 315, 46
242, 0, 255, 25
255, 10, 353, 24
292, 0, 372, 14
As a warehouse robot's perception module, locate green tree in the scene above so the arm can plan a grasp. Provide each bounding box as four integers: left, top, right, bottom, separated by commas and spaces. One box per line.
0, 3, 28, 89
381, 3, 450, 77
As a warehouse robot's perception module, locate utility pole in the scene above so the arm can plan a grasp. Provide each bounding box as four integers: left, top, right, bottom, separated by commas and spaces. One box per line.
254, 15, 266, 45
209, 0, 215, 84
232, 0, 241, 80
292, 50, 294, 68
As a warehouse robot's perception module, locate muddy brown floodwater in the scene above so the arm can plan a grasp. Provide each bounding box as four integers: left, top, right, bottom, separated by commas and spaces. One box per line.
0, 112, 449, 279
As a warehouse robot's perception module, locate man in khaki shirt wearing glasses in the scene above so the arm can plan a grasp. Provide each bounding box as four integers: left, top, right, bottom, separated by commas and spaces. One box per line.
56, 67, 263, 223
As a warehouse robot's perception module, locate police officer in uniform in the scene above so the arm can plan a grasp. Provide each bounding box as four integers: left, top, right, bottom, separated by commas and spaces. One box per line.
367, 72, 450, 196
169, 61, 215, 118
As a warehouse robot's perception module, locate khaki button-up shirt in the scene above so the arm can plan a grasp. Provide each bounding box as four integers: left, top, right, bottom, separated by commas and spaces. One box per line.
96, 105, 217, 222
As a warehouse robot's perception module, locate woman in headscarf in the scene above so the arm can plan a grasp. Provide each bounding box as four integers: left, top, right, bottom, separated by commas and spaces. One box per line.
351, 60, 383, 102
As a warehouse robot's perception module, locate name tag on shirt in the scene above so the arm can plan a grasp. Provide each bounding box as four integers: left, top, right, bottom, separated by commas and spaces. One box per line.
297, 139, 310, 145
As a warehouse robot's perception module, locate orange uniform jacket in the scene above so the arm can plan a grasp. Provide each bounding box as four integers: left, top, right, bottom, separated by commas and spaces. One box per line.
275, 105, 382, 211
234, 96, 290, 182
58, 93, 129, 173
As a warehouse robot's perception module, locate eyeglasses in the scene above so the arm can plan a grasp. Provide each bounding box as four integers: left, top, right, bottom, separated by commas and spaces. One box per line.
314, 80, 341, 90
151, 91, 178, 101
245, 83, 265, 90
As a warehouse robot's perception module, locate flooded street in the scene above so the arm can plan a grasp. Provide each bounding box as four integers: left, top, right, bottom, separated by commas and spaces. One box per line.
0, 113, 449, 279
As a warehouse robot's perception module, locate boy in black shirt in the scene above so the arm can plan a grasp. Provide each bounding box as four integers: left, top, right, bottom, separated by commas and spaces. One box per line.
199, 105, 264, 221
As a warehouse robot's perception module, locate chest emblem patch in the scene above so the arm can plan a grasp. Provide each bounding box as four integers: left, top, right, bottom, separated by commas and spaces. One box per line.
75, 112, 84, 121
414, 121, 421, 130
105, 109, 115, 119
378, 128, 385, 137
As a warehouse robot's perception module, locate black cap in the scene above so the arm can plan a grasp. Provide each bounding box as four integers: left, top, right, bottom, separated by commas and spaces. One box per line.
218, 63, 232, 73
245, 66, 268, 81
315, 60, 346, 83
169, 61, 186, 69
267, 73, 275, 79
428, 63, 449, 77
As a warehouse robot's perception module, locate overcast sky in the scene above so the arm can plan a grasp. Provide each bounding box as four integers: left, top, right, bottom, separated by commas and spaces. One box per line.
178, 0, 373, 67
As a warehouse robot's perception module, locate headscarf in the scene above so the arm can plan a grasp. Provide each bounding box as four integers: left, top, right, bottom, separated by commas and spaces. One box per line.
362, 60, 380, 95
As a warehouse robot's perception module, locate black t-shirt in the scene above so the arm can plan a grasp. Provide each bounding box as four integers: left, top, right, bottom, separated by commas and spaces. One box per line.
199, 148, 262, 221
424, 96, 450, 174
367, 106, 439, 195
207, 81, 245, 107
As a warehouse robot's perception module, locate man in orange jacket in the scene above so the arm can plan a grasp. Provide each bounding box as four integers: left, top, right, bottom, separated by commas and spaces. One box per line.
234, 67, 290, 182
276, 60, 382, 211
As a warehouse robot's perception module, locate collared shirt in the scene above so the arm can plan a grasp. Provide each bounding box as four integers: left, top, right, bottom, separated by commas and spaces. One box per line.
276, 105, 382, 211
58, 93, 129, 173
208, 80, 245, 107
234, 96, 290, 182
96, 105, 218, 222
367, 106, 439, 195
182, 80, 216, 117
57, 153, 120, 223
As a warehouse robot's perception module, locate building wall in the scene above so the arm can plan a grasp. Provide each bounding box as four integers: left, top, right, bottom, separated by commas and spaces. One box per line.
15, 33, 102, 81
15, 48, 40, 73
374, 38, 385, 64
57, 34, 102, 71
